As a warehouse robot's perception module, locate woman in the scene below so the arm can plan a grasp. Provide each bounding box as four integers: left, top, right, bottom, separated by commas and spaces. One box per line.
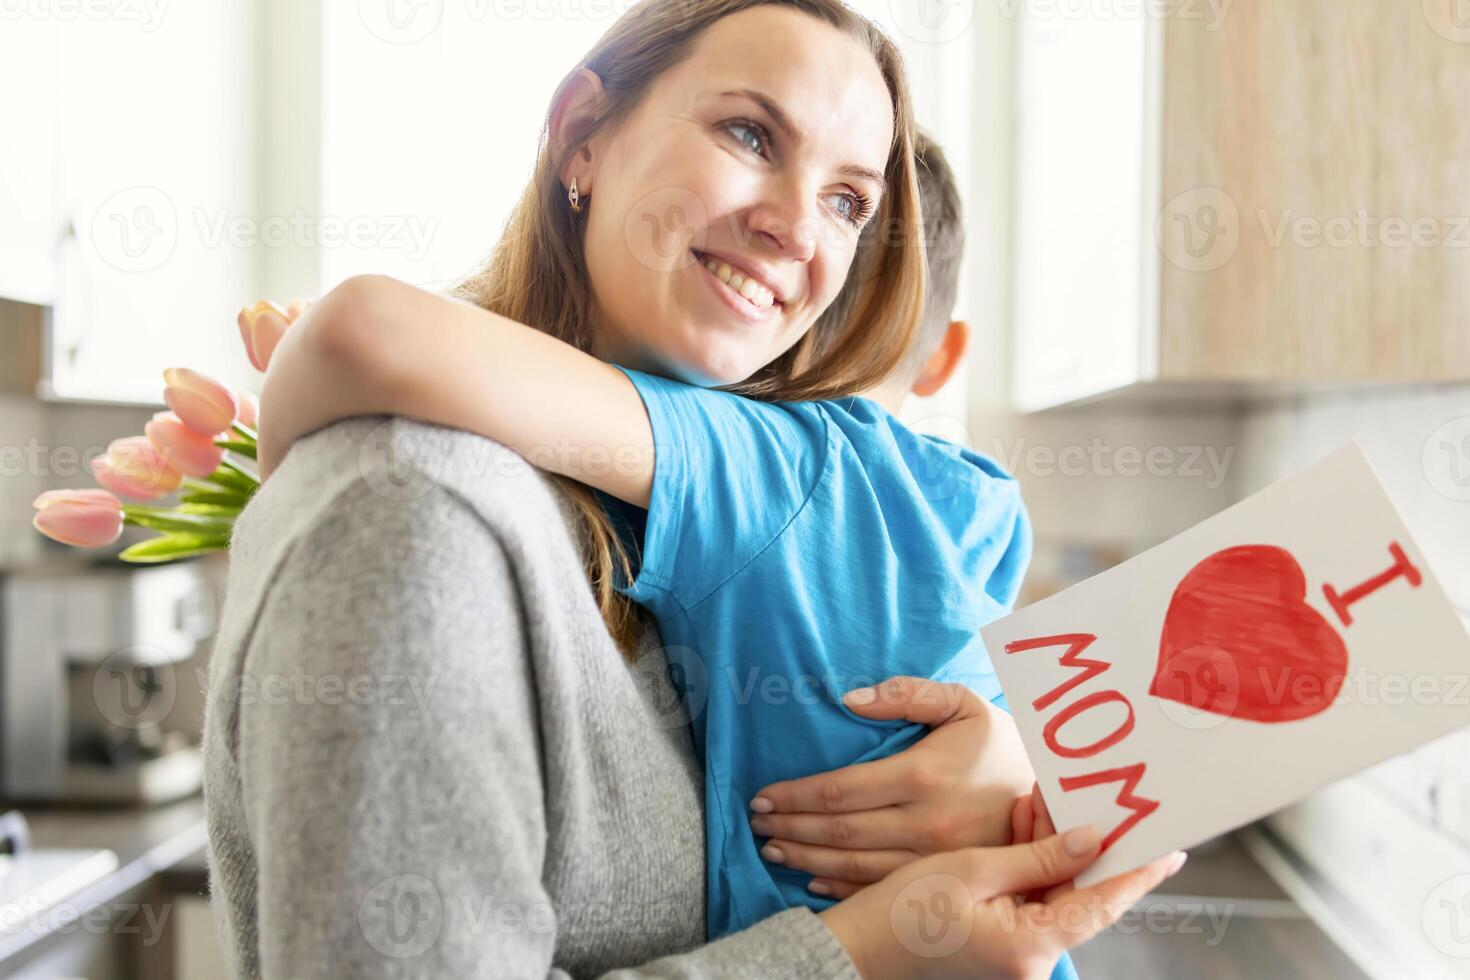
205, 2, 1179, 976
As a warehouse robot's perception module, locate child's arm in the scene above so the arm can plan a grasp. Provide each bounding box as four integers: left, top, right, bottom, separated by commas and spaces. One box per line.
253, 275, 655, 505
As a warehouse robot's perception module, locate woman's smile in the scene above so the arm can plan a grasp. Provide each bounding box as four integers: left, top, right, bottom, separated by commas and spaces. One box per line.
692, 248, 783, 324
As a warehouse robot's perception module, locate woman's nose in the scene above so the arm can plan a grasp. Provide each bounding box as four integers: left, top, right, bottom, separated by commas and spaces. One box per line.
746, 189, 820, 263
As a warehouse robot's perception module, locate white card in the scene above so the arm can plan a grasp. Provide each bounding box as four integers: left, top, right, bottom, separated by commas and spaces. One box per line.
983, 443, 1470, 887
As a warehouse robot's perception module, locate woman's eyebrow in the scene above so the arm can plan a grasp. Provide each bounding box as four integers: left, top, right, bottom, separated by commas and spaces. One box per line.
721, 87, 888, 192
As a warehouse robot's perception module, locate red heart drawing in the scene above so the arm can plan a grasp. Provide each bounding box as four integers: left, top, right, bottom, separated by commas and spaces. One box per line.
1150, 545, 1347, 723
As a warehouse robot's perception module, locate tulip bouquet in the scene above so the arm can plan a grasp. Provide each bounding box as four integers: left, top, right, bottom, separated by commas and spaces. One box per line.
31, 300, 304, 562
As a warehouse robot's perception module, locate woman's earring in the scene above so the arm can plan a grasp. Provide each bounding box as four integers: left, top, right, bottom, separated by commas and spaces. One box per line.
568, 178, 583, 214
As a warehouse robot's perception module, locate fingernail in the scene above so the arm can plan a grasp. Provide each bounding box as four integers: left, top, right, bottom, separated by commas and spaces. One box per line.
1167, 851, 1188, 876
751, 816, 772, 835
761, 844, 786, 865
750, 796, 774, 813
1063, 825, 1100, 858
844, 686, 876, 705
808, 881, 831, 895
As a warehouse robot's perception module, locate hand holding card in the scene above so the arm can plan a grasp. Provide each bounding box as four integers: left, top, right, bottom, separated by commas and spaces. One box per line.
984, 444, 1470, 886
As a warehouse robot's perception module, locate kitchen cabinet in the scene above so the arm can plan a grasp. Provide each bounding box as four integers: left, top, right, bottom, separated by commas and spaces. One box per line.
0, 18, 60, 306
1, 6, 257, 402
1012, 0, 1470, 411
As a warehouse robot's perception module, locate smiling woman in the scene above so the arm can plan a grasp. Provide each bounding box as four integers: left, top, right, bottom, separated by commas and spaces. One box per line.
206, 2, 1180, 977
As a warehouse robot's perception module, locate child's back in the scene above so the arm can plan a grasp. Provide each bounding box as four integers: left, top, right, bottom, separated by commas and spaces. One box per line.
606, 370, 1030, 936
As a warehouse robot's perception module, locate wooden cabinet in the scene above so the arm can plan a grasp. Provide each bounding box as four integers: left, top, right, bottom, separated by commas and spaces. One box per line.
1012, 0, 1470, 411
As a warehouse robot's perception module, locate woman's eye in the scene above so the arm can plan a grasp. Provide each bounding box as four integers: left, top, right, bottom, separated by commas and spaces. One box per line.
725, 120, 768, 158
825, 191, 870, 227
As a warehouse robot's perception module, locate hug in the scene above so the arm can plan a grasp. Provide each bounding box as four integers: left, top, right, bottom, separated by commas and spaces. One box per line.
204, 1, 1182, 976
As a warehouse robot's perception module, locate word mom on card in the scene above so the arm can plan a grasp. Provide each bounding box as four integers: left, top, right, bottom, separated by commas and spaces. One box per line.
984, 445, 1470, 886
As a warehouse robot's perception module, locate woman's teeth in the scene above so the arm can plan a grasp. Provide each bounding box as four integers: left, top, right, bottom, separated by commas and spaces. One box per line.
700, 254, 775, 309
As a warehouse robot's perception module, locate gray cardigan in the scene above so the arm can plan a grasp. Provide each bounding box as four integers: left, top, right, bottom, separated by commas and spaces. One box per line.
203, 417, 863, 979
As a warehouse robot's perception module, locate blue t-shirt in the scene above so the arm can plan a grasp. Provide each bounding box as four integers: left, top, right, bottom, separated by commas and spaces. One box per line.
608, 368, 1075, 980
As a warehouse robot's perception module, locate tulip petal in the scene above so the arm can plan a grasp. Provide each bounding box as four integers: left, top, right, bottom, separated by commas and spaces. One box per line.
33, 498, 124, 548
91, 457, 169, 501
34, 487, 120, 509
234, 389, 259, 428
146, 413, 225, 478
162, 367, 238, 435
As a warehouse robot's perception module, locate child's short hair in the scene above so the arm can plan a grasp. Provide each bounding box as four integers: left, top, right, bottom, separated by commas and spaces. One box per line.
899, 128, 965, 382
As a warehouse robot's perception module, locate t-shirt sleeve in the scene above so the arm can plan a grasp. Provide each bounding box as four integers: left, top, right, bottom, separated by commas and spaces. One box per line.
615, 366, 829, 609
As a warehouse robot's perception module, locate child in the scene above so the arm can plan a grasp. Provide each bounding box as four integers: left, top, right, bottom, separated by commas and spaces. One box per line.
244, 132, 1073, 979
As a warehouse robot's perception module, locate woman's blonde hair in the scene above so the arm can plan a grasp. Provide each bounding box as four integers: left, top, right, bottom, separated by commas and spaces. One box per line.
453, 0, 926, 654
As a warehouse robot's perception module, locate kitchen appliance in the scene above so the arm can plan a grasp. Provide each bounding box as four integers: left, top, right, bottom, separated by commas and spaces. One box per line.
0, 561, 215, 804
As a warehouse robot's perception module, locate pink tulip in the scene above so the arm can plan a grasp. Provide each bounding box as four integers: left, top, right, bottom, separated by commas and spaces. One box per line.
33, 489, 125, 548
234, 388, 259, 429
146, 411, 224, 478
237, 301, 289, 372
91, 456, 168, 501
163, 367, 238, 436
105, 436, 183, 493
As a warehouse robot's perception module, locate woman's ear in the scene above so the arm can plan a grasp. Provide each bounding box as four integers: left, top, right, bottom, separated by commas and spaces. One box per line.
910, 320, 970, 397
551, 68, 607, 197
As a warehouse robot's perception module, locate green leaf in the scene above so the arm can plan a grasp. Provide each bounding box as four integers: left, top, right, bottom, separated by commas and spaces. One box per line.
178, 502, 239, 518
206, 460, 258, 493
230, 420, 258, 443
180, 490, 248, 508
180, 477, 248, 505
119, 531, 231, 563
121, 506, 234, 535
214, 439, 258, 460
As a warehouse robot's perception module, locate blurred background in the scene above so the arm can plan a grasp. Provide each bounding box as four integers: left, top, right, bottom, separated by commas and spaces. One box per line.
0, 0, 1467, 976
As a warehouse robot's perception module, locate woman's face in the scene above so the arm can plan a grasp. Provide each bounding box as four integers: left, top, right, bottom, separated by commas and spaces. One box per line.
577, 6, 896, 386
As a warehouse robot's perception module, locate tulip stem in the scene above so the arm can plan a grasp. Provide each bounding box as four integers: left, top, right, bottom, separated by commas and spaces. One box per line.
230, 420, 258, 443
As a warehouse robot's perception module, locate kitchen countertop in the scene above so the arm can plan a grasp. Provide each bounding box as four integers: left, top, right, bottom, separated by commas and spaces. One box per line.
0, 795, 206, 973
1071, 830, 1370, 979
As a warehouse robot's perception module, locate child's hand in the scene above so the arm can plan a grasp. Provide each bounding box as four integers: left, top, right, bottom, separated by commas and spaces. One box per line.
748, 676, 1035, 899
237, 298, 311, 372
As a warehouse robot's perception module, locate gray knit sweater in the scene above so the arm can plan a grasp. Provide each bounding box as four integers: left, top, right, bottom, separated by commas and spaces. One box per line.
203, 417, 863, 979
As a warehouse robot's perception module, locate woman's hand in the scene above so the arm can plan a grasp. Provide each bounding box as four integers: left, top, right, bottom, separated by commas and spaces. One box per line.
750, 676, 1035, 898
819, 827, 1185, 980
